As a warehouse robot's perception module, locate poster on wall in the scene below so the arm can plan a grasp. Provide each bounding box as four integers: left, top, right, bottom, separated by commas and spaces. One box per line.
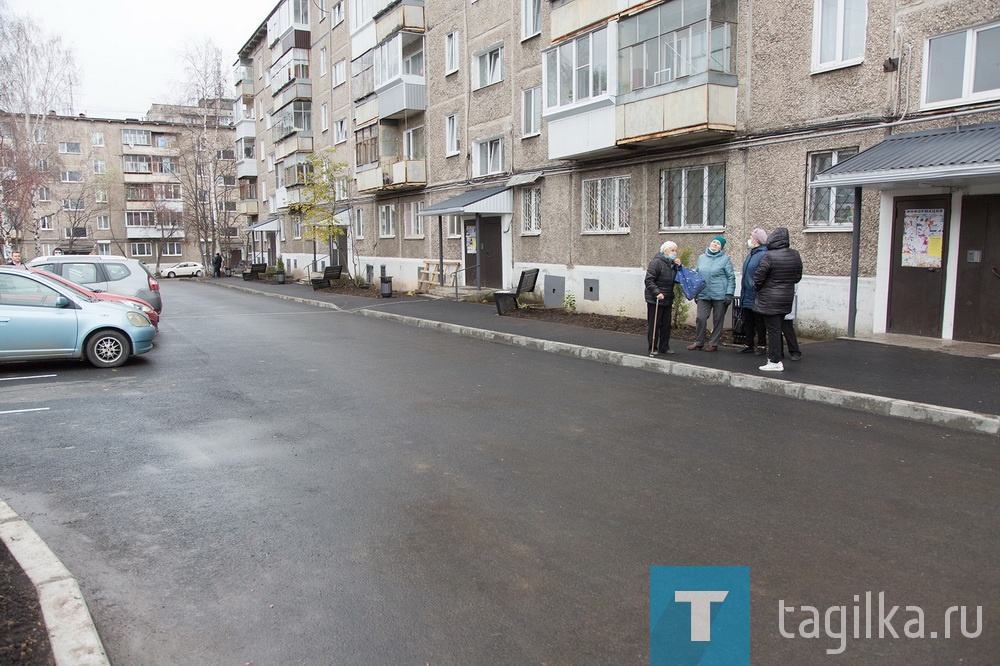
465, 226, 477, 254
902, 208, 945, 268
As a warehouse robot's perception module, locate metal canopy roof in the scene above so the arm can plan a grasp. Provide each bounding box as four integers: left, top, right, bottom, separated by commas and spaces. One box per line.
245, 218, 280, 232
418, 186, 512, 216
812, 122, 1000, 190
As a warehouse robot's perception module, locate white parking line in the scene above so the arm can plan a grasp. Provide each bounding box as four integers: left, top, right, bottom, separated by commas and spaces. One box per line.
0, 408, 50, 415
0, 374, 58, 382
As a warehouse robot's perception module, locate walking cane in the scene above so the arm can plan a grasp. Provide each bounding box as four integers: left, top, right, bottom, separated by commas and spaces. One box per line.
650, 299, 660, 356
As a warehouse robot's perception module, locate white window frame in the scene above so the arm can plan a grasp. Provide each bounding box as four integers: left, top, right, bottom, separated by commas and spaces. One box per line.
404, 201, 424, 238
130, 242, 153, 257
445, 114, 460, 156
92, 131, 105, 147
473, 137, 503, 176
334, 118, 348, 144
59, 142, 82, 154
659, 165, 727, 230
320, 47, 328, 76
97, 215, 110, 230
543, 27, 609, 110
333, 59, 346, 87
379, 204, 396, 238
354, 207, 365, 239
61, 171, 83, 183
93, 160, 106, 175
923, 21, 1000, 108
403, 126, 424, 160
321, 103, 329, 132
332, 1, 344, 25
95, 242, 112, 256
38, 186, 51, 202
39, 215, 53, 230
473, 44, 504, 90
522, 187, 541, 235
582, 175, 630, 234
522, 86, 542, 137
95, 189, 108, 204
811, 0, 867, 73
445, 31, 459, 74
522, 0, 541, 40
806, 148, 858, 228
446, 215, 462, 238
163, 242, 183, 256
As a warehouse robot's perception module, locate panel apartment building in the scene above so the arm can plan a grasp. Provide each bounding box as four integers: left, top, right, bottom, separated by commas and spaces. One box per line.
2, 103, 238, 271
236, 0, 1000, 344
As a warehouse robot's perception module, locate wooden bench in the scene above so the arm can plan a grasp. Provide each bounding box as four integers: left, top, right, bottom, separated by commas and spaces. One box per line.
242, 263, 266, 281
310, 265, 343, 290
494, 268, 540, 315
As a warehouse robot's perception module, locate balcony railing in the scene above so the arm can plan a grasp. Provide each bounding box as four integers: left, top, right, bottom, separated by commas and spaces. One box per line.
356, 158, 426, 192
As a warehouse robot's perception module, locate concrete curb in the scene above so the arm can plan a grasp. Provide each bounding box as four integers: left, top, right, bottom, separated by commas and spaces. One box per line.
0, 500, 110, 666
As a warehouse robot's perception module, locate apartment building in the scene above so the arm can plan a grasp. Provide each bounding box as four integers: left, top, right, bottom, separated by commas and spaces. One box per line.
238, 0, 1000, 344
2, 105, 238, 270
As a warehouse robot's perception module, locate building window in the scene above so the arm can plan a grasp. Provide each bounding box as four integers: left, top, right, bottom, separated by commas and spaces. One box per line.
473, 137, 503, 176
321, 103, 329, 132
94, 242, 111, 255
37, 158, 47, 171
124, 154, 152, 173
355, 124, 378, 167
126, 211, 156, 226
445, 31, 459, 74
474, 44, 503, 90
217, 201, 237, 212
267, 153, 275, 172
404, 201, 424, 238
163, 242, 183, 256
332, 1, 344, 25
924, 22, 1000, 107
354, 208, 364, 239
522, 86, 542, 137
95, 190, 108, 203
122, 129, 151, 146
812, 0, 867, 71
131, 243, 153, 257
61, 170, 83, 183
334, 118, 348, 144
320, 47, 328, 76
545, 27, 608, 108
93, 160, 106, 174
522, 0, 541, 40
217, 149, 236, 160
403, 126, 424, 160
33, 128, 46, 143
39, 215, 53, 230
583, 175, 630, 233
38, 187, 51, 202
64, 226, 88, 239
807, 148, 858, 227
379, 204, 396, 237
97, 215, 110, 230
660, 164, 726, 229
333, 59, 346, 87
216, 175, 237, 187
522, 187, 541, 234
62, 199, 85, 211
447, 215, 461, 237
446, 114, 460, 156
91, 131, 104, 147
59, 142, 82, 154
154, 183, 182, 200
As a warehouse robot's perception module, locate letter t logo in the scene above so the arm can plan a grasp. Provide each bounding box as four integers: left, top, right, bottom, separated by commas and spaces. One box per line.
674, 591, 729, 641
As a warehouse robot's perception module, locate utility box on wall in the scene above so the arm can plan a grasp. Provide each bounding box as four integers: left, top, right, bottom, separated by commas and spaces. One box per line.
584, 278, 599, 301
544, 274, 565, 308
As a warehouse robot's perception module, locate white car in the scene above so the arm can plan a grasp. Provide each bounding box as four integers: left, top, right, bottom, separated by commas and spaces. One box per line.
158, 262, 204, 278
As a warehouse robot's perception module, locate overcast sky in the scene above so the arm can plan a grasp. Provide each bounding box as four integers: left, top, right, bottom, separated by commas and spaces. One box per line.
7, 0, 280, 119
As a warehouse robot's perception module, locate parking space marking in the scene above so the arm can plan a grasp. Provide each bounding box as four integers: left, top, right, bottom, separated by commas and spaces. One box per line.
0, 408, 50, 415
0, 374, 58, 382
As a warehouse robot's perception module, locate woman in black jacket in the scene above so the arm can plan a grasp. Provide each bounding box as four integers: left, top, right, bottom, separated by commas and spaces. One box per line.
644, 240, 682, 356
753, 227, 802, 371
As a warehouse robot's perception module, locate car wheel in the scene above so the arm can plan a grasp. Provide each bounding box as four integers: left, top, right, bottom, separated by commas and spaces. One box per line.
167, 271, 176, 278
195, 270, 203, 277
85, 330, 130, 368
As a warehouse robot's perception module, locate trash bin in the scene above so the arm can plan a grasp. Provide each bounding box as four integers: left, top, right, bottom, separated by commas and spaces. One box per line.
380, 275, 393, 297
225, 268, 232, 277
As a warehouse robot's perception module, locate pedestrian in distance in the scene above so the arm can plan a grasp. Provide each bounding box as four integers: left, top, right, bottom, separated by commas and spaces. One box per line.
737, 228, 769, 355
212, 252, 223, 278
644, 240, 683, 356
753, 227, 803, 372
52, 248, 63, 255
687, 236, 735, 352
7, 250, 24, 267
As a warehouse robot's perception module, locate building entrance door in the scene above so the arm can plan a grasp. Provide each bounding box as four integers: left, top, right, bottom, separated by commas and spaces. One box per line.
888, 197, 950, 337
463, 217, 503, 288
954, 195, 1000, 344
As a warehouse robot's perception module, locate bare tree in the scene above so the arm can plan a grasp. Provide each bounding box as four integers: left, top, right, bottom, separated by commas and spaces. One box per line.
0, 6, 77, 260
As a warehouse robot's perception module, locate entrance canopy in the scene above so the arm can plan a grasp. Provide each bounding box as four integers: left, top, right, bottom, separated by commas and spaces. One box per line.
417, 186, 512, 216
245, 217, 280, 232
813, 122, 1000, 190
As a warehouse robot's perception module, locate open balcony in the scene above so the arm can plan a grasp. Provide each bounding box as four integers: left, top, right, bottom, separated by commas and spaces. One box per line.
356, 158, 425, 193
375, 0, 424, 43
237, 200, 259, 216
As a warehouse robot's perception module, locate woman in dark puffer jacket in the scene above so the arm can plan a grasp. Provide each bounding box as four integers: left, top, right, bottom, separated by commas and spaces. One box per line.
753, 227, 802, 371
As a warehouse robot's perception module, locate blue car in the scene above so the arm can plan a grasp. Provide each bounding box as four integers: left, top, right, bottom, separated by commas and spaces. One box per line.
0, 266, 156, 368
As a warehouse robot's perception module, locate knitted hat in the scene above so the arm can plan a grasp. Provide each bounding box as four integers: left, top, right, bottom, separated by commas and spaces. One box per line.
751, 228, 768, 245
711, 235, 726, 248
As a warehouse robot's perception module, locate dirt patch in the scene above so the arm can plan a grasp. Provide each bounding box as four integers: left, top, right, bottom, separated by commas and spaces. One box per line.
0, 542, 53, 666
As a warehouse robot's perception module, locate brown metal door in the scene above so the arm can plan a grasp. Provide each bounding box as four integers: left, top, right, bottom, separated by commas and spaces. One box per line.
888, 197, 950, 337
478, 217, 503, 288
954, 196, 1000, 343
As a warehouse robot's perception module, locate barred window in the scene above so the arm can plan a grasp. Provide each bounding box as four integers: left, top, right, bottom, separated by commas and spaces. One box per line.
807, 148, 857, 227
522, 187, 541, 234
660, 164, 726, 229
582, 175, 630, 233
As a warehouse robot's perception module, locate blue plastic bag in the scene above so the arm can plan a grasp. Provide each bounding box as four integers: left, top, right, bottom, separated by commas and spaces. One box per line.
674, 265, 706, 300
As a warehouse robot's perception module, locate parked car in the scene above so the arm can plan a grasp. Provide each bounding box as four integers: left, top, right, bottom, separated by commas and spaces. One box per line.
26, 255, 162, 313
0, 266, 156, 368
28, 267, 160, 330
157, 262, 205, 278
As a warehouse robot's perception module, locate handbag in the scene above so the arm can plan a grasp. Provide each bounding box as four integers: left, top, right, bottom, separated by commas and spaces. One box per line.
674, 265, 706, 300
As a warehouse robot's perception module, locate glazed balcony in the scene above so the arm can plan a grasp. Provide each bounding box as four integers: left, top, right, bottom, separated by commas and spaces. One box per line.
237, 159, 258, 179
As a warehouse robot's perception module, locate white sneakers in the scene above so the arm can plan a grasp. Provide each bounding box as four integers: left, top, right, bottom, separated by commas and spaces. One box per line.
759, 361, 784, 372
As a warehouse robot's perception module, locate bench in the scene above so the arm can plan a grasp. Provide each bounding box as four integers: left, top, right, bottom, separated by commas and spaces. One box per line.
494, 268, 540, 315
310, 265, 343, 290
242, 263, 266, 281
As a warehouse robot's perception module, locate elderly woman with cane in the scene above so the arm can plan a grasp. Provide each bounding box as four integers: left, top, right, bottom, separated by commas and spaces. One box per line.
644, 240, 682, 356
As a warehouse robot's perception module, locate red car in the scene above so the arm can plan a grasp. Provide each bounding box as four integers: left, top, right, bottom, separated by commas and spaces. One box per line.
28, 267, 160, 330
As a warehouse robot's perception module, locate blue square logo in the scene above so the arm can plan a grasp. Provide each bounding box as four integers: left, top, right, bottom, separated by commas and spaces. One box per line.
650, 566, 750, 665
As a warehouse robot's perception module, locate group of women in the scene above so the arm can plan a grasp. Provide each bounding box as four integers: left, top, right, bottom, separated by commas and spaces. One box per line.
643, 228, 803, 371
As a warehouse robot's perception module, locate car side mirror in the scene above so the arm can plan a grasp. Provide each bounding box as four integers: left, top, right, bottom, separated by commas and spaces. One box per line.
55, 295, 71, 308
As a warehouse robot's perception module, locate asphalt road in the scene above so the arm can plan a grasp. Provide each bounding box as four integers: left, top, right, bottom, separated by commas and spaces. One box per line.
1, 281, 996, 664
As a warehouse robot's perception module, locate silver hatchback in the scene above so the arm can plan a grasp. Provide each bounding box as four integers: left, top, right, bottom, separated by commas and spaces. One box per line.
26, 255, 162, 313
